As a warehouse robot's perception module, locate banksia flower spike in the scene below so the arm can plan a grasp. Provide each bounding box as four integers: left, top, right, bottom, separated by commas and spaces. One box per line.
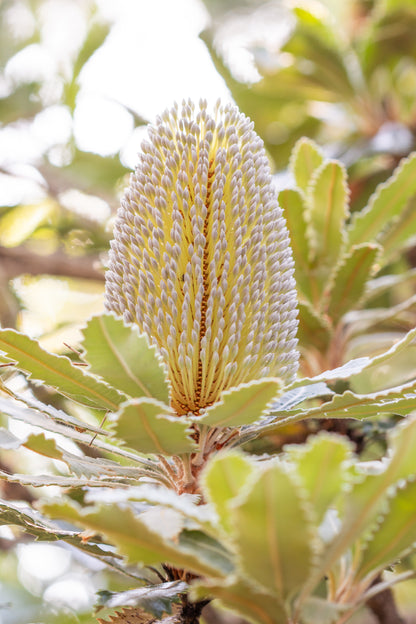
105, 99, 299, 415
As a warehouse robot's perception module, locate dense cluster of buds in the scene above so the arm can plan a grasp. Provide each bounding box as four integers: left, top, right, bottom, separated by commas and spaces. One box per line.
105, 99, 299, 415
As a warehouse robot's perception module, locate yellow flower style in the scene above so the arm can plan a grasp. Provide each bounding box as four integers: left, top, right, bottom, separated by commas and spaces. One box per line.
105, 100, 298, 415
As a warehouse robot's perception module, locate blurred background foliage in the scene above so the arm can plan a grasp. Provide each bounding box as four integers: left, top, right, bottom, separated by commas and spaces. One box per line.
201, 0, 416, 204
1, 0, 416, 622
0, 0, 145, 341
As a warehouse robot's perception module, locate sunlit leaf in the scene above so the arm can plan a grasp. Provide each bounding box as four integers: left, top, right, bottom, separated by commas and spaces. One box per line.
201, 452, 254, 533
308, 417, 416, 586
0, 427, 22, 449
289, 357, 372, 389
269, 383, 334, 414
290, 329, 416, 390
286, 434, 353, 523
85, 485, 214, 534
325, 243, 381, 323
261, 379, 416, 432
0, 395, 156, 470
43, 501, 233, 578
363, 268, 416, 302
195, 379, 283, 428
379, 197, 416, 264
289, 137, 324, 194
0, 330, 123, 410
356, 479, 416, 581
192, 576, 287, 624
278, 189, 313, 300
23, 432, 144, 480
349, 326, 416, 386
233, 463, 316, 600
81, 313, 169, 402
297, 301, 332, 351
285, 6, 355, 99
300, 597, 344, 624
307, 160, 349, 275
0, 83, 43, 124
61, 149, 129, 191
347, 152, 416, 247
23, 432, 63, 460
0, 499, 137, 577
112, 398, 196, 455
343, 294, 416, 337
0, 470, 129, 489
0, 199, 57, 247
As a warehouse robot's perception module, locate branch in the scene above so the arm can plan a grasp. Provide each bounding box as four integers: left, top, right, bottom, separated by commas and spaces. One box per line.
0, 245, 105, 281
366, 576, 406, 624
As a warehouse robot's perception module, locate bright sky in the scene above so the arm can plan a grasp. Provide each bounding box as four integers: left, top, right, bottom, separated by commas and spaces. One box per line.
1, 0, 232, 178
76, 0, 233, 164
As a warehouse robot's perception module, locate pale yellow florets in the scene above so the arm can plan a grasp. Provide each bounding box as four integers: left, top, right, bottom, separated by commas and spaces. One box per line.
105, 99, 298, 414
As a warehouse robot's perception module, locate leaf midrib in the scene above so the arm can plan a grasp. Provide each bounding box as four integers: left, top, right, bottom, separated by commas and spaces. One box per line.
0, 332, 119, 412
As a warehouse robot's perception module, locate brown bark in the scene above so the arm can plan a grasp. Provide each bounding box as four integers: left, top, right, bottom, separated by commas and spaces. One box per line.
0, 244, 104, 281
366, 578, 405, 624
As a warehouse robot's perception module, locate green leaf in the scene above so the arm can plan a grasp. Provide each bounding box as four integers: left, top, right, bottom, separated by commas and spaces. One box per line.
0, 499, 142, 579
286, 7, 355, 99
291, 328, 416, 390
347, 152, 416, 247
343, 294, 416, 337
350, 326, 416, 392
297, 301, 332, 351
81, 313, 169, 403
289, 357, 372, 389
306, 417, 416, 590
112, 399, 196, 455
0, 199, 57, 246
61, 149, 129, 191
356, 479, 416, 581
385, 414, 416, 485
264, 379, 416, 429
201, 452, 254, 533
325, 243, 381, 323
289, 138, 324, 194
268, 383, 334, 413
0, 395, 157, 470
379, 197, 416, 265
233, 463, 316, 600
0, 470, 130, 489
43, 501, 233, 578
278, 189, 313, 300
0, 83, 43, 125
0, 330, 123, 411
195, 379, 283, 428
307, 160, 349, 272
287, 433, 353, 523
86, 485, 215, 534
363, 268, 416, 302
192, 577, 287, 624
300, 597, 344, 624
23, 432, 143, 480
23, 433, 63, 461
